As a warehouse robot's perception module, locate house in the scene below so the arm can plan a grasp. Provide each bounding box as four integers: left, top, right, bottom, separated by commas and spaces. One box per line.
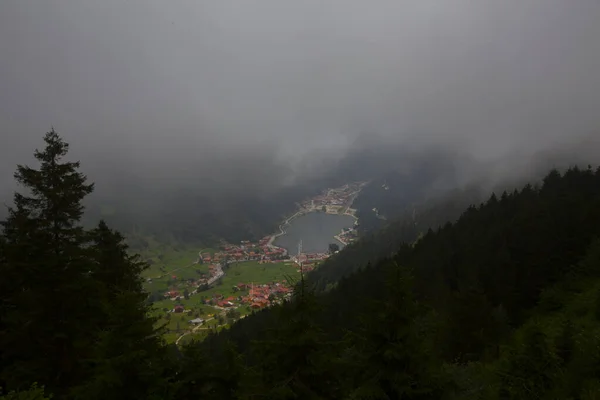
217, 300, 234, 308
188, 318, 204, 325
173, 305, 184, 313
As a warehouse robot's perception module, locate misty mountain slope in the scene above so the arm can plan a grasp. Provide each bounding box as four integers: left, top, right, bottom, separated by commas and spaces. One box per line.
308, 183, 486, 291
4, 0, 600, 232
352, 166, 461, 234
345, 136, 600, 234
305, 154, 565, 292
187, 166, 600, 398
83, 181, 328, 246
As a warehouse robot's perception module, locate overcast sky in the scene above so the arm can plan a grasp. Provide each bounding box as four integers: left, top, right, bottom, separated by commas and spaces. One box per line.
2, 0, 600, 198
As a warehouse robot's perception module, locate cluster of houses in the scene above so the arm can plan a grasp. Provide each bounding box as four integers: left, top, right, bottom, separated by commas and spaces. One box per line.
292, 256, 325, 272
336, 227, 358, 245
169, 280, 295, 326
165, 290, 183, 300
300, 182, 365, 212
199, 238, 289, 265
162, 182, 367, 318
203, 281, 293, 310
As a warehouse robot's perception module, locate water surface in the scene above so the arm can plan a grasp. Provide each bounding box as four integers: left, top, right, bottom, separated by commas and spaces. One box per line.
273, 212, 355, 253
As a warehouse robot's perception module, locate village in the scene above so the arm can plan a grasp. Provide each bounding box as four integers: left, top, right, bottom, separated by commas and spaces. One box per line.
147, 181, 366, 343
159, 236, 328, 312
300, 181, 366, 217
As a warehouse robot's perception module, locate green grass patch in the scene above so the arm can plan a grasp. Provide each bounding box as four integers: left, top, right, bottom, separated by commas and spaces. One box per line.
139, 236, 302, 344
149, 260, 303, 313
149, 260, 301, 343
140, 247, 218, 279
163, 332, 180, 344
196, 260, 300, 300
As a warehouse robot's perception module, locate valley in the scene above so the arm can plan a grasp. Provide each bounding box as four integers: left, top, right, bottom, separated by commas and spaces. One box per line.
5, 3, 600, 397
5, 130, 600, 399
138, 181, 366, 343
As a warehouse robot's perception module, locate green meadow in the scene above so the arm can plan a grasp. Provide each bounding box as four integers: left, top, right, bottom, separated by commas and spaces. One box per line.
149, 260, 301, 343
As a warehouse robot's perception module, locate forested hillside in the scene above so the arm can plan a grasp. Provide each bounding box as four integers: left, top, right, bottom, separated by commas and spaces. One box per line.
194, 165, 600, 399
352, 165, 456, 233
0, 132, 170, 399
308, 183, 486, 291
3, 132, 600, 399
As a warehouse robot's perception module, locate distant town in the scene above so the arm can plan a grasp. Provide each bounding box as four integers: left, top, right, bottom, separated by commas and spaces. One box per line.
146, 181, 367, 343
193, 180, 367, 275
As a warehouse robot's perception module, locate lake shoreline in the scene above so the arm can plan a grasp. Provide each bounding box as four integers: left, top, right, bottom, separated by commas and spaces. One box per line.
272, 212, 355, 254
266, 182, 366, 253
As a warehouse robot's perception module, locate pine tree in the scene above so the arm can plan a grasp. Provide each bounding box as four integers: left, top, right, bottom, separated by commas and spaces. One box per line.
0, 129, 95, 395
497, 323, 560, 399
555, 319, 575, 366
440, 282, 497, 362
175, 341, 244, 400
345, 261, 447, 400
71, 221, 168, 400
0, 131, 168, 399
595, 289, 600, 322
0, 383, 52, 400
246, 271, 341, 399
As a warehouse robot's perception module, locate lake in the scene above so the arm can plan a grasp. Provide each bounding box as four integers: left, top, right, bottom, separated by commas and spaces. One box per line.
273, 212, 355, 253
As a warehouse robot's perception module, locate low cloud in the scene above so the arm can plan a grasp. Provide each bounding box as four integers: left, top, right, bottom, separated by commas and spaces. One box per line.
1, 0, 600, 205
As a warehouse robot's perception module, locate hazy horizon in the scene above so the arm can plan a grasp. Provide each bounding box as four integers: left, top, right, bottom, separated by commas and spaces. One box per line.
2, 0, 600, 205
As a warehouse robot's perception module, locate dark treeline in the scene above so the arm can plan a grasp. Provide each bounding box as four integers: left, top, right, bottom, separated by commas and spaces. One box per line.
0, 131, 172, 399
199, 164, 600, 399
308, 182, 485, 292
3, 131, 600, 399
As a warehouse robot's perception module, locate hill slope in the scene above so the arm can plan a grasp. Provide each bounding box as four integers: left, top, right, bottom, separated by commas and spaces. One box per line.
181, 166, 600, 399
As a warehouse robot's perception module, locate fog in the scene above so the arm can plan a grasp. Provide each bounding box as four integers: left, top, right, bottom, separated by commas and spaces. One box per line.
2, 0, 600, 202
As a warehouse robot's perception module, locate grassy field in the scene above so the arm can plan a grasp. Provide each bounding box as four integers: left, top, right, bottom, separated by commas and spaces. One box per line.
134, 239, 219, 293
200, 260, 300, 298
156, 308, 229, 344
144, 263, 212, 294
150, 261, 300, 312
128, 231, 305, 344
139, 245, 218, 279
123, 231, 217, 277
149, 260, 301, 343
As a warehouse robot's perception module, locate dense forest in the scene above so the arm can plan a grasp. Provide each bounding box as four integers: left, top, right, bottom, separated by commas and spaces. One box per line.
2, 131, 600, 399
309, 183, 487, 291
